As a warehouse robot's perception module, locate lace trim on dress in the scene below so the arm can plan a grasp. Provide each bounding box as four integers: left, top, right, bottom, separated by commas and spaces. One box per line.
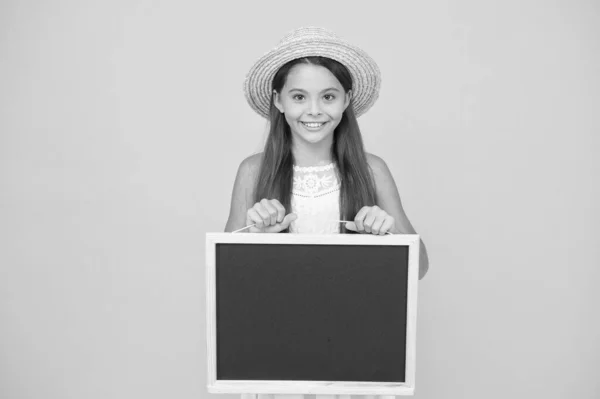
293, 186, 340, 199
292, 163, 340, 197
293, 163, 335, 173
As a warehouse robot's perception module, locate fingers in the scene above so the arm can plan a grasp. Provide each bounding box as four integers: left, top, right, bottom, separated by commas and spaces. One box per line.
279, 213, 298, 230
261, 212, 296, 233
380, 217, 394, 235
363, 212, 376, 234
271, 200, 286, 223
345, 221, 358, 232
353, 206, 370, 232
353, 206, 394, 235
259, 198, 280, 226
371, 213, 386, 235
246, 198, 292, 233
247, 207, 266, 229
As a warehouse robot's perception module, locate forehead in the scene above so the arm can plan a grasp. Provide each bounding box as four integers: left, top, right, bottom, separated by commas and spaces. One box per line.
283, 63, 343, 91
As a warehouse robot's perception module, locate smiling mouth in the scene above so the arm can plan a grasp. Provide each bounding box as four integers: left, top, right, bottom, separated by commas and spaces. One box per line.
301, 122, 327, 128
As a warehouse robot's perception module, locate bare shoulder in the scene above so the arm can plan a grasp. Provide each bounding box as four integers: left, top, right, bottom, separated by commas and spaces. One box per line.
237, 152, 263, 181
366, 152, 392, 178
241, 152, 262, 171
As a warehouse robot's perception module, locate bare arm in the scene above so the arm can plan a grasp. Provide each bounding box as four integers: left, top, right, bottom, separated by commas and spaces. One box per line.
368, 154, 430, 279
224, 155, 259, 232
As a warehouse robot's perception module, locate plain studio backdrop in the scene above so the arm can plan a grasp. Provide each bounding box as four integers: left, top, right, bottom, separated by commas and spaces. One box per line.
1, 1, 599, 398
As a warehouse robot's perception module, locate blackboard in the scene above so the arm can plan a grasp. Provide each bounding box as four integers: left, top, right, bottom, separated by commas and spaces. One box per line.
206, 233, 419, 396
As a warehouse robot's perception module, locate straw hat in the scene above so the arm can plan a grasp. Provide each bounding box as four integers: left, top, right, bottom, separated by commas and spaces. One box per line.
244, 26, 381, 119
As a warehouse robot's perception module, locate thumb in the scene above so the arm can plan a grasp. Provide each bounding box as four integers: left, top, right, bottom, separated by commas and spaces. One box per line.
345, 221, 358, 232
279, 213, 298, 229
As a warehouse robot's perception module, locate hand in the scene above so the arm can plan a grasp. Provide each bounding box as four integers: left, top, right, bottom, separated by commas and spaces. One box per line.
246, 199, 297, 233
345, 205, 395, 235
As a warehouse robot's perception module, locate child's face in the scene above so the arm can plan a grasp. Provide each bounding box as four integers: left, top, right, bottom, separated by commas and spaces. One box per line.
274, 64, 351, 148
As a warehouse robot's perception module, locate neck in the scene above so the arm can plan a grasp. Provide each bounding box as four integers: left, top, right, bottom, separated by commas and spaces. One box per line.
291, 137, 334, 167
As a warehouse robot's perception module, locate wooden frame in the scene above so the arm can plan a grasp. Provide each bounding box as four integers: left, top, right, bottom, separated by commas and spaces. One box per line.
206, 233, 420, 396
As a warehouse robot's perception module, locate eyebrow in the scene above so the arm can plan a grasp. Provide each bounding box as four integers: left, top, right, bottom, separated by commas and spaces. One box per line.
288, 87, 341, 93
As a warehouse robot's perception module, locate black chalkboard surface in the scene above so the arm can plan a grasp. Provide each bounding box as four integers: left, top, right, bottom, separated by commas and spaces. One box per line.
206, 233, 420, 396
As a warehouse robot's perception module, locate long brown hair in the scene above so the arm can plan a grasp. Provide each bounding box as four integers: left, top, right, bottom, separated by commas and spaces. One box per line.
253, 56, 376, 233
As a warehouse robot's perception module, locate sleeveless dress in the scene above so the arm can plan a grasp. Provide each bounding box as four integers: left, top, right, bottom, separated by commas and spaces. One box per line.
289, 163, 341, 234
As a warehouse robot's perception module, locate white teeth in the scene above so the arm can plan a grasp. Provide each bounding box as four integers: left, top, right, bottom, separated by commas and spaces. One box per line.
302, 122, 324, 128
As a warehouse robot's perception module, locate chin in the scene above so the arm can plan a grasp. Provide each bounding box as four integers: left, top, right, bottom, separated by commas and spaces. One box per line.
295, 131, 334, 145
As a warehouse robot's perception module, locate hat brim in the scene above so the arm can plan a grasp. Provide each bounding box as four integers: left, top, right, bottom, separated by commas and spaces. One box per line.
244, 39, 381, 119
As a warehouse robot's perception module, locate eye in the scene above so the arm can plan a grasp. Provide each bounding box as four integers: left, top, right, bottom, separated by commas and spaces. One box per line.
323, 94, 336, 101
292, 94, 305, 101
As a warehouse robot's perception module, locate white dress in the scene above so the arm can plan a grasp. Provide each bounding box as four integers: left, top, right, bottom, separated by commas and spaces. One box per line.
289, 163, 341, 234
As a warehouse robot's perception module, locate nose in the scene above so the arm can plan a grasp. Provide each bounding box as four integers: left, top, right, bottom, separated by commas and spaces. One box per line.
307, 99, 322, 116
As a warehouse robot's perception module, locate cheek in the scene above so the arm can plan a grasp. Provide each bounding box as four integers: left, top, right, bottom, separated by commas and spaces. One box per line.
283, 109, 301, 124
283, 114, 295, 127
329, 103, 346, 120
282, 103, 303, 119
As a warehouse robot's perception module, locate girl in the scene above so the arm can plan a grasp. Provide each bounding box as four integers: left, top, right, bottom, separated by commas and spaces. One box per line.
225, 27, 429, 279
